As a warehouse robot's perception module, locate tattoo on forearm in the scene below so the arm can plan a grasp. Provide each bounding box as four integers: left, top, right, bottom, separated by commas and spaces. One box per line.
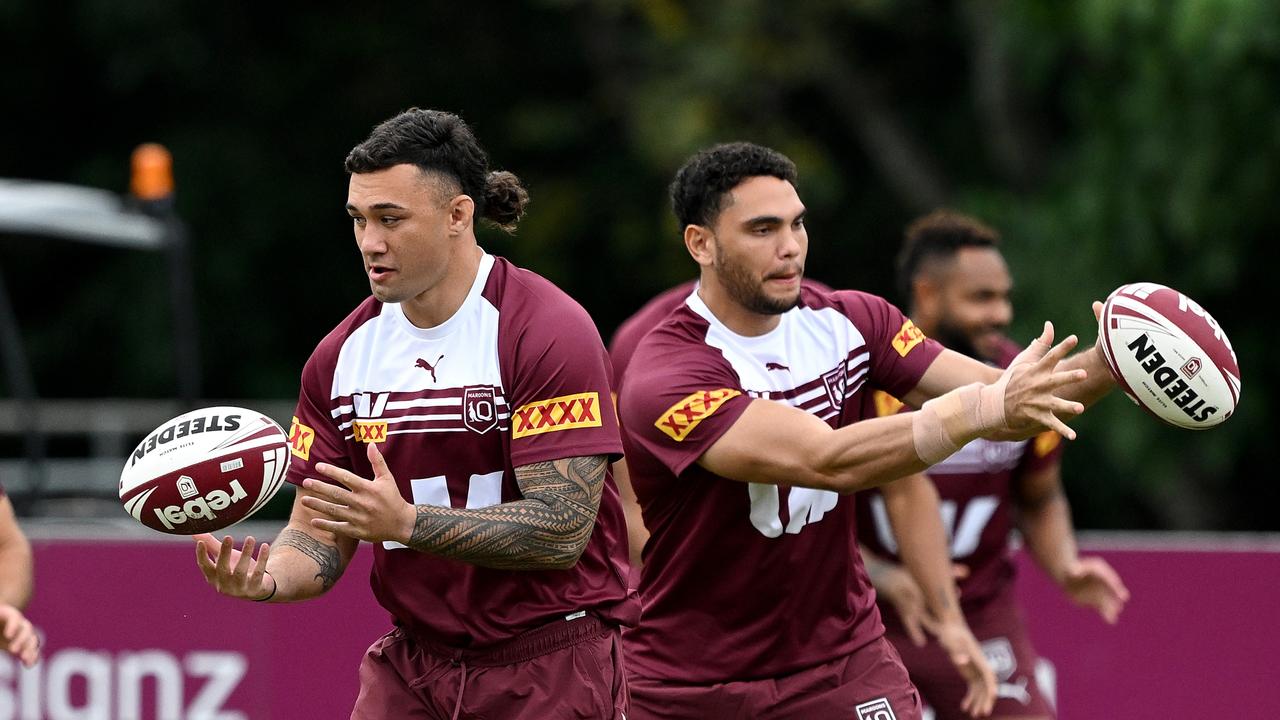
277, 529, 341, 591
406, 455, 607, 570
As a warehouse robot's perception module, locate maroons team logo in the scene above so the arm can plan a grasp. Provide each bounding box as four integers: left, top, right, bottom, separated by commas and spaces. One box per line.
512, 392, 602, 439
463, 386, 498, 435
855, 697, 897, 720
891, 319, 926, 357
821, 366, 847, 409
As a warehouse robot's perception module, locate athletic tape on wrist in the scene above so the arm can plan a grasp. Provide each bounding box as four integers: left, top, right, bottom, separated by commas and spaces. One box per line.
912, 383, 1006, 465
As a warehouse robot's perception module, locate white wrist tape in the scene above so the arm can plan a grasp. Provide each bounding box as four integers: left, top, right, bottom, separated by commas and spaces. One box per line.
911, 382, 1006, 464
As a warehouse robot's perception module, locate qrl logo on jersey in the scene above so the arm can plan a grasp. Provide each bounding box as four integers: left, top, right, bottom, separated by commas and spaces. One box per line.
464, 386, 498, 434
855, 697, 897, 720
512, 392, 601, 439
289, 416, 314, 461
353, 420, 388, 443
891, 319, 925, 357
154, 479, 248, 531
655, 389, 741, 441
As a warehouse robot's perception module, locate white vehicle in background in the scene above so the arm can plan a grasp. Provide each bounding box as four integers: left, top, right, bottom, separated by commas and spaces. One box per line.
0, 145, 205, 515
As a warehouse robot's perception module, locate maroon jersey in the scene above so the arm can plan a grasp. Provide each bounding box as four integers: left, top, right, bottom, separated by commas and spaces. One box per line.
618, 285, 943, 683
856, 338, 1064, 610
287, 254, 638, 648
609, 281, 698, 387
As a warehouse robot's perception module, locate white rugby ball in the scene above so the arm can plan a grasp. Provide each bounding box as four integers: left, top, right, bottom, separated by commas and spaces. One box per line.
1099, 283, 1241, 429
119, 406, 290, 534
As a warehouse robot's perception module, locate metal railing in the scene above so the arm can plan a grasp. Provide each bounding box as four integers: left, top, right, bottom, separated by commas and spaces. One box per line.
0, 399, 294, 514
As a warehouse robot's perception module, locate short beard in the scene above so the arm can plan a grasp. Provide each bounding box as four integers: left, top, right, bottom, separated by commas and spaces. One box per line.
932, 317, 985, 362
713, 240, 800, 316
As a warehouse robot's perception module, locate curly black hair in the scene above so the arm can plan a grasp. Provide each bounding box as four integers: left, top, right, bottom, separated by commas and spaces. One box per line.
670, 142, 798, 230
895, 209, 1001, 303
345, 108, 529, 232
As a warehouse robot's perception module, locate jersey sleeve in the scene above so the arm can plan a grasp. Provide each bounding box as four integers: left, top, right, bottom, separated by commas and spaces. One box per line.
501, 288, 624, 468
1016, 429, 1065, 475
871, 389, 907, 418
619, 336, 751, 477
285, 350, 350, 485
838, 291, 944, 399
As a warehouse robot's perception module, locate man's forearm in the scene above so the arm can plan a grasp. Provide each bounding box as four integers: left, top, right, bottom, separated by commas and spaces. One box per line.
264, 526, 353, 602
1018, 491, 1078, 586
0, 539, 33, 610
885, 476, 964, 622
0, 498, 34, 610
404, 456, 607, 571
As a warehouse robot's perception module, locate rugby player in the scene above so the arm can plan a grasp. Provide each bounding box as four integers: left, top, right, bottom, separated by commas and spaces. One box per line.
194, 108, 636, 719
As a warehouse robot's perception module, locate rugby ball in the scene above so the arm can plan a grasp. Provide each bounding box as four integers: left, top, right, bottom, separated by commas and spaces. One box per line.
1099, 283, 1241, 429
120, 406, 290, 534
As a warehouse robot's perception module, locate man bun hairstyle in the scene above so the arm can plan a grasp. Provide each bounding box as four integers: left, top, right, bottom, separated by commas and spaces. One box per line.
670, 142, 798, 230
345, 108, 529, 233
896, 209, 1001, 302
482, 170, 530, 233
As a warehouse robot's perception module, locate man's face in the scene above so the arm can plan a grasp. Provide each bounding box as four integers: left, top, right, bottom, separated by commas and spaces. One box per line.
707, 176, 807, 315
345, 164, 455, 305
931, 246, 1013, 361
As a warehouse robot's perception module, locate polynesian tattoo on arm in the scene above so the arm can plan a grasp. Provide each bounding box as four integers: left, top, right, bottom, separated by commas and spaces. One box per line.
404, 455, 608, 571
276, 528, 343, 591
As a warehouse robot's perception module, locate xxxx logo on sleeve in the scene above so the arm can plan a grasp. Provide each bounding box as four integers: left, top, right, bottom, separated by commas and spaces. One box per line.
512, 392, 602, 439
891, 319, 926, 358
1033, 430, 1062, 458
288, 416, 314, 461
655, 389, 742, 441
872, 390, 905, 418
353, 420, 388, 443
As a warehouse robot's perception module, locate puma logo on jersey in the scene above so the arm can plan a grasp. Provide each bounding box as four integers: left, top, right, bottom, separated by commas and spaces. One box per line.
765, 362, 790, 372
415, 355, 444, 383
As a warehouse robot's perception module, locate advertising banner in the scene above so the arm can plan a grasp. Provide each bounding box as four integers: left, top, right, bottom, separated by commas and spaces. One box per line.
9, 528, 1280, 718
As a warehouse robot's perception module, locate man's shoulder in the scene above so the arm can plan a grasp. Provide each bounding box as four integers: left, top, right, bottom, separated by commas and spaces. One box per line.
487, 256, 585, 310
634, 303, 713, 354
799, 285, 892, 318
610, 281, 697, 352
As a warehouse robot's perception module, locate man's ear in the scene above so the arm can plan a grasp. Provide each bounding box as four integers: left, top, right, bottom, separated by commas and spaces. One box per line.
912, 274, 940, 324
684, 224, 715, 268
447, 194, 475, 235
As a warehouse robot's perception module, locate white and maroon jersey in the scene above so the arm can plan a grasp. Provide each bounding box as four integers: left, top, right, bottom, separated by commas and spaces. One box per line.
618, 285, 943, 683
856, 338, 1064, 611
286, 254, 638, 648
608, 278, 834, 389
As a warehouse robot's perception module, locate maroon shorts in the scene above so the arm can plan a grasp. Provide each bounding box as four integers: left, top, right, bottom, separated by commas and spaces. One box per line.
628, 636, 922, 720
883, 587, 1055, 720
351, 614, 627, 720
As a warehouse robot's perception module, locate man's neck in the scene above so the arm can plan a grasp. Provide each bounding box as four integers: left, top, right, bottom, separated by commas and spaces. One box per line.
696, 276, 783, 337
402, 244, 484, 329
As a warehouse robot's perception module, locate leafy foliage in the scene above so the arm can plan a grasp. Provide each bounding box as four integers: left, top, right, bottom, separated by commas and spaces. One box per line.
1, 0, 1273, 528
